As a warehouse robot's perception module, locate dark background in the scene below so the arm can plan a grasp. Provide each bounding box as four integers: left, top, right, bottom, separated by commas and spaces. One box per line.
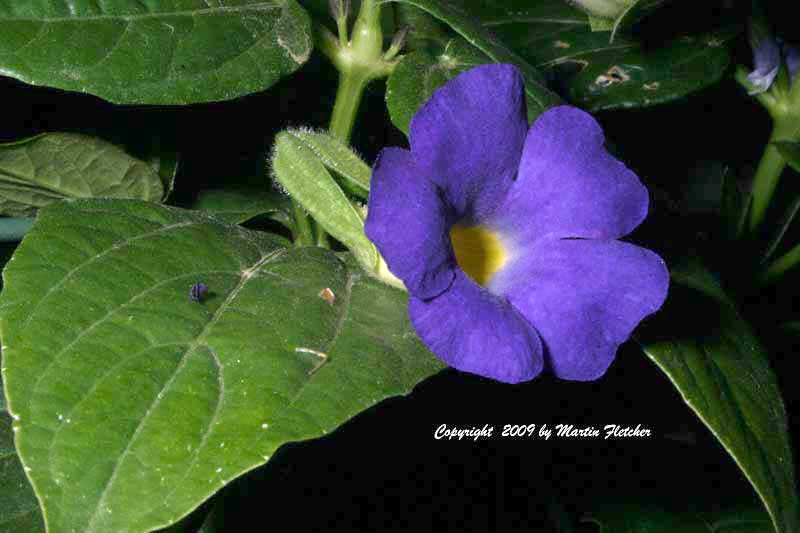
2, 1, 799, 530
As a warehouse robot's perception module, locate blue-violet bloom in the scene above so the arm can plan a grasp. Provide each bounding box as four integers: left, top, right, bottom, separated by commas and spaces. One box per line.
747, 27, 800, 95
365, 64, 669, 384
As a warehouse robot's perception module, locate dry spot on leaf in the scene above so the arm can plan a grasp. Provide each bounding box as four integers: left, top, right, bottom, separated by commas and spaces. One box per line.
595, 65, 630, 87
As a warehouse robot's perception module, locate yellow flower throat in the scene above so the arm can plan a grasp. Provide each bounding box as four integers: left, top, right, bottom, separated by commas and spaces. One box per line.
449, 224, 508, 286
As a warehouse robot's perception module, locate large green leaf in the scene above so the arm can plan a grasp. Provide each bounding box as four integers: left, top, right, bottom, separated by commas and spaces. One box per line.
389, 0, 562, 119
1, 411, 44, 532
385, 0, 731, 131
587, 501, 773, 532
0, 133, 163, 217
0, 1, 312, 105
0, 199, 442, 533
640, 262, 800, 533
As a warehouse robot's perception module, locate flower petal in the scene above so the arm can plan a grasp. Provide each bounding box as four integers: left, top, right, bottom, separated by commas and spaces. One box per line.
409, 271, 543, 384
491, 106, 648, 245
491, 238, 669, 381
409, 64, 528, 223
365, 147, 455, 299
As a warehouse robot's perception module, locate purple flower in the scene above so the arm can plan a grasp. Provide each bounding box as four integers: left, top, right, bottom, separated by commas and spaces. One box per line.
747, 26, 800, 95
365, 64, 669, 384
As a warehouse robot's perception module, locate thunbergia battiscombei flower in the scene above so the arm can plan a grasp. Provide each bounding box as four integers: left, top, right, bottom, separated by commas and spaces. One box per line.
747, 26, 800, 95
365, 64, 669, 384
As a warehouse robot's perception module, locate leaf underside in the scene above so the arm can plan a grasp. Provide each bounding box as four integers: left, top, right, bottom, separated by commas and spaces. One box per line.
0, 133, 164, 217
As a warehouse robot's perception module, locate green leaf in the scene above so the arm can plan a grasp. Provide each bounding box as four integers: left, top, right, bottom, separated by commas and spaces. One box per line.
1, 411, 44, 532
272, 131, 377, 272
0, 1, 312, 105
0, 133, 164, 217
0, 198, 443, 533
389, 0, 562, 120
640, 262, 800, 533
773, 140, 800, 173
285, 129, 372, 199
587, 501, 773, 532
387, 1, 732, 120
473, 0, 733, 112
192, 188, 293, 227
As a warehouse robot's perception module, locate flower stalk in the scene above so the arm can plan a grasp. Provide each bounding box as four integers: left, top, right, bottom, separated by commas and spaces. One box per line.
737, 24, 800, 233
748, 126, 789, 232
312, 0, 404, 252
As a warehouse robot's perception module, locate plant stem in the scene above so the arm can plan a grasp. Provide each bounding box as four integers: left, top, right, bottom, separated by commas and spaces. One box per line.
291, 202, 314, 246
329, 70, 368, 143
761, 241, 800, 284
313, 0, 384, 248
747, 114, 800, 232
747, 137, 787, 232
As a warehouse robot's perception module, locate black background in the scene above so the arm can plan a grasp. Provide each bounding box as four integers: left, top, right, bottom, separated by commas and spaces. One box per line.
2, 1, 799, 530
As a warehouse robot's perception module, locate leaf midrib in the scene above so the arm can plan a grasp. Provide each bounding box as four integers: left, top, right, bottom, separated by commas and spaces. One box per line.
0, 3, 281, 23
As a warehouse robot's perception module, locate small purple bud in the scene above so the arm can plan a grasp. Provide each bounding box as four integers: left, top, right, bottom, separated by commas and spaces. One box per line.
783, 43, 800, 84
190, 282, 209, 302
747, 23, 781, 95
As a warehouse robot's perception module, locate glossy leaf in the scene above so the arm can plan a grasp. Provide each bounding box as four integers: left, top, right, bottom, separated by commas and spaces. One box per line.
773, 140, 800, 173
0, 198, 443, 533
386, 0, 732, 127
272, 131, 377, 272
587, 501, 773, 532
0, 133, 163, 217
0, 1, 312, 105
0, 412, 44, 532
390, 0, 562, 119
192, 188, 293, 227
640, 262, 800, 533
482, 1, 734, 112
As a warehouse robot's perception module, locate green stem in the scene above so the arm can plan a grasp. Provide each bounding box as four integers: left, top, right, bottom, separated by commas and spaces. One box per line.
747, 113, 800, 232
0, 217, 33, 242
761, 241, 800, 284
329, 70, 369, 143
313, 0, 384, 248
291, 202, 314, 246
747, 138, 787, 232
